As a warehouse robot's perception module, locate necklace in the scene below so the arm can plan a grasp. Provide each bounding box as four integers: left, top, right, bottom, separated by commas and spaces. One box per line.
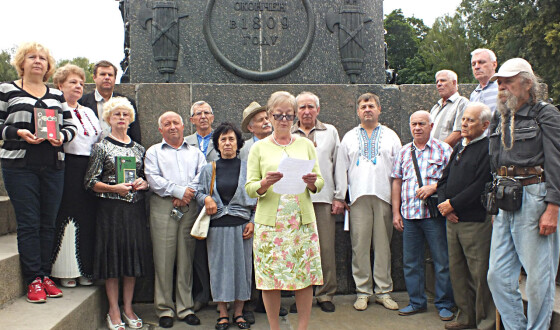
109, 133, 130, 144
272, 134, 293, 147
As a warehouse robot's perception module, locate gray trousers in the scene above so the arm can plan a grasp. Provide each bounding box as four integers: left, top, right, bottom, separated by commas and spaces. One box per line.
150, 195, 197, 319
447, 219, 495, 330
350, 195, 393, 296
314, 203, 338, 302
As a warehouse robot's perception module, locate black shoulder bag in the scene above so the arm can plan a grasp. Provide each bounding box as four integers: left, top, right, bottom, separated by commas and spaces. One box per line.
410, 146, 442, 218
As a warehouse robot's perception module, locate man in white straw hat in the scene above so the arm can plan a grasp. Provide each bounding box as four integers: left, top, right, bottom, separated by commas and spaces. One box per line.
486, 58, 560, 330
239, 101, 272, 161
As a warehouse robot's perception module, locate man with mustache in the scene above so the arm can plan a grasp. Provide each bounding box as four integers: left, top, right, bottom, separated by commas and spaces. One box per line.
290, 91, 343, 313
239, 101, 272, 161
391, 111, 455, 321
186, 100, 218, 312
335, 93, 402, 312
430, 70, 470, 147
487, 58, 560, 330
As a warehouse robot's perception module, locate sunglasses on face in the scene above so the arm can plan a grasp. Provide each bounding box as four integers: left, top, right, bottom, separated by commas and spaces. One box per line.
272, 113, 295, 121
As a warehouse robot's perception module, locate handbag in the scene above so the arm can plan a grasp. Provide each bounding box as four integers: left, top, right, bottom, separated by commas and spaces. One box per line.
482, 181, 499, 215
191, 162, 216, 240
410, 146, 442, 218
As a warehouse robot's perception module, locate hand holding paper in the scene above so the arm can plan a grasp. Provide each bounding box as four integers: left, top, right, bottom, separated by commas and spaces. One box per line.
272, 157, 316, 194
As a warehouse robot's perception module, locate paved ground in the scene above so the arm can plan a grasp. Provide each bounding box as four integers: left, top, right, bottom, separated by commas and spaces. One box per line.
125, 292, 449, 330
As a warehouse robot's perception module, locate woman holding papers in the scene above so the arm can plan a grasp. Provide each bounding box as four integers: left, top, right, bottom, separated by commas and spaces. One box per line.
245, 91, 324, 330
195, 122, 256, 330
84, 97, 149, 330
51, 64, 102, 288
0, 42, 76, 303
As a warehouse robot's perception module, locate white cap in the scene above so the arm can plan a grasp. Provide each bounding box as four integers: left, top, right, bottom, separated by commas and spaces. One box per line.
490, 58, 533, 82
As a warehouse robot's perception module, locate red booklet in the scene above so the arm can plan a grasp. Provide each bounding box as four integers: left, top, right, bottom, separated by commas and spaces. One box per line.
34, 108, 60, 139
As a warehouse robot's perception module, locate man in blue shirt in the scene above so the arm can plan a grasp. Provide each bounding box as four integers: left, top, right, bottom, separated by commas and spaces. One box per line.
470, 49, 498, 135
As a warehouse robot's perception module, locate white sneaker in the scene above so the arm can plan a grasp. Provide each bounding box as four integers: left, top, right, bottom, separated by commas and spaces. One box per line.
375, 294, 399, 310
353, 296, 369, 311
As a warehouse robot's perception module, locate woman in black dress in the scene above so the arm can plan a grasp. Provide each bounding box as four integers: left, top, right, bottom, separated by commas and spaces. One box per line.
84, 97, 149, 330
51, 64, 101, 287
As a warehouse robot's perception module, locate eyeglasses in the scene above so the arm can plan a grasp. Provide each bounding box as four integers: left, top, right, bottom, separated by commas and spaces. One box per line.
192, 111, 213, 117
272, 113, 295, 121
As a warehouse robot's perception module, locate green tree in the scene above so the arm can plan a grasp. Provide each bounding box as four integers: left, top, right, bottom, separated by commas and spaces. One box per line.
0, 49, 18, 83
55, 57, 94, 83
458, 0, 560, 101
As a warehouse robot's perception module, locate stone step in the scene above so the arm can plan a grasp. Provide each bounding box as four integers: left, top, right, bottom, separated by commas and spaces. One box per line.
520, 276, 560, 329
0, 285, 106, 330
0, 234, 24, 306
0, 196, 16, 236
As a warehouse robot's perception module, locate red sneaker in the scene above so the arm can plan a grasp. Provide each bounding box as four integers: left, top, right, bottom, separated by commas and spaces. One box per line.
27, 277, 47, 303
42, 277, 63, 298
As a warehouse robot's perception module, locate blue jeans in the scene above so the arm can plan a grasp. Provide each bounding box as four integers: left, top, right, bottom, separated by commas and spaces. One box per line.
2, 166, 64, 284
487, 183, 560, 330
403, 217, 455, 310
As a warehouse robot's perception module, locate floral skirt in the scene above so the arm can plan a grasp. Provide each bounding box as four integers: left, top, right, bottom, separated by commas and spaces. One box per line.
253, 194, 323, 290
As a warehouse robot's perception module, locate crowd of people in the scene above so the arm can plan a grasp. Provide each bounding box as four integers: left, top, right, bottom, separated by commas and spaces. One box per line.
0, 41, 559, 330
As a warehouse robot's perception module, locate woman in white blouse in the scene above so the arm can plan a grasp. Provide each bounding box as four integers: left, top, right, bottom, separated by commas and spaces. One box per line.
51, 64, 102, 287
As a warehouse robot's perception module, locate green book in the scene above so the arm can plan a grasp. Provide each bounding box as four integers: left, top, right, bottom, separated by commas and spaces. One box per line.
115, 156, 136, 184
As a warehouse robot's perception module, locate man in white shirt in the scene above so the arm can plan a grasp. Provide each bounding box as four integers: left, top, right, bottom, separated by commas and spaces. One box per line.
291, 91, 342, 313
430, 70, 469, 147
334, 93, 402, 311
145, 111, 206, 328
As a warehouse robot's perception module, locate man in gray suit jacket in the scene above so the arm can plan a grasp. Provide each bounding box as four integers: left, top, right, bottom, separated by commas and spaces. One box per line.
185, 100, 217, 311
185, 101, 219, 162
239, 101, 272, 161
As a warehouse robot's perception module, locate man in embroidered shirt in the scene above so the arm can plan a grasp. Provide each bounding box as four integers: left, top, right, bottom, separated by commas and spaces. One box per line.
145, 111, 206, 328
290, 91, 342, 313
239, 101, 272, 161
470, 49, 498, 116
391, 110, 455, 321
79, 60, 141, 143
334, 93, 402, 311
430, 70, 469, 147
185, 100, 217, 311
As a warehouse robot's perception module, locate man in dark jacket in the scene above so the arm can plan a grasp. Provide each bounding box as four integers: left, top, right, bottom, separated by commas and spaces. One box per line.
437, 102, 495, 330
79, 60, 141, 143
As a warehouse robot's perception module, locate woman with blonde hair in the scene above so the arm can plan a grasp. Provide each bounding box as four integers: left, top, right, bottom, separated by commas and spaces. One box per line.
245, 91, 324, 330
51, 64, 102, 287
84, 97, 149, 330
0, 42, 77, 303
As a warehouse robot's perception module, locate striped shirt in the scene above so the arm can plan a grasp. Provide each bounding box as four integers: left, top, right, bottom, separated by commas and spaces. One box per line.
470, 80, 498, 136
0, 82, 77, 167
391, 138, 452, 219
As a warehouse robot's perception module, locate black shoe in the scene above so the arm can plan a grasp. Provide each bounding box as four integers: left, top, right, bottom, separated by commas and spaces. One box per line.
279, 306, 288, 316
289, 302, 297, 313
243, 311, 255, 324
318, 301, 336, 313
216, 316, 229, 330
233, 315, 251, 329
185, 313, 201, 326
159, 316, 174, 328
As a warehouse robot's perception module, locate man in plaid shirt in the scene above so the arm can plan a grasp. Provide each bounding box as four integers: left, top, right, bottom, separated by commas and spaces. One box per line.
391, 111, 456, 321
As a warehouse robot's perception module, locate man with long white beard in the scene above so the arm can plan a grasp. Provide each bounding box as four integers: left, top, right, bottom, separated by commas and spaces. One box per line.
486, 58, 560, 330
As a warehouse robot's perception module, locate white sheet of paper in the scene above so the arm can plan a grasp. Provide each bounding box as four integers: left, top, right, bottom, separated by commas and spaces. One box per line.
344, 209, 350, 231
273, 157, 316, 195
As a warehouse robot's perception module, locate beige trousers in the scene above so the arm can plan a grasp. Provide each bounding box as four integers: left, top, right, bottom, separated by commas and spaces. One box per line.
313, 203, 338, 302
350, 195, 393, 296
150, 194, 198, 319
447, 219, 496, 330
